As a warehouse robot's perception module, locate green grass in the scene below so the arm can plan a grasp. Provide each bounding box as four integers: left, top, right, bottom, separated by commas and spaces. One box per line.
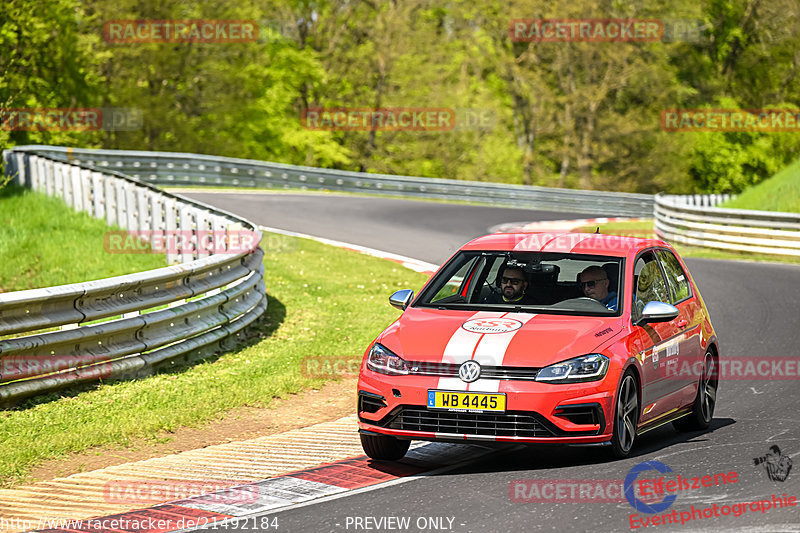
0, 232, 428, 486
0, 185, 167, 292
722, 158, 800, 214
575, 220, 800, 264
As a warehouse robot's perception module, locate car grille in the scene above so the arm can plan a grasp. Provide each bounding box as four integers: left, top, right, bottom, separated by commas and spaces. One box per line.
408, 362, 540, 381
387, 407, 556, 438
358, 392, 387, 414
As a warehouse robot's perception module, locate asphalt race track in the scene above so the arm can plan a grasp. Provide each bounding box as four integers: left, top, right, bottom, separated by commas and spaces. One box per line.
182, 191, 800, 533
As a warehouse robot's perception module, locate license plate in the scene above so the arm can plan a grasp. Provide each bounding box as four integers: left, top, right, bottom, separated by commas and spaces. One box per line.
427, 390, 506, 412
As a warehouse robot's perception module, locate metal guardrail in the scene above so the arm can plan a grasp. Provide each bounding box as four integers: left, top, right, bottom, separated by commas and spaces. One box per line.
10, 145, 656, 217
0, 148, 267, 404
659, 193, 734, 208
655, 193, 800, 257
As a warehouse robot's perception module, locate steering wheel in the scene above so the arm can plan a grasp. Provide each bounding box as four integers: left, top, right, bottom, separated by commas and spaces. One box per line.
550, 296, 610, 310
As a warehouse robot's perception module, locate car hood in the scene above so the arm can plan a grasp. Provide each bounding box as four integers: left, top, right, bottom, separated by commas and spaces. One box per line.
377, 307, 624, 368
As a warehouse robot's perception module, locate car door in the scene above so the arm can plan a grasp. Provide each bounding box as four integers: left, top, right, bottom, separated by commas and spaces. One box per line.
656, 248, 702, 401
630, 251, 682, 423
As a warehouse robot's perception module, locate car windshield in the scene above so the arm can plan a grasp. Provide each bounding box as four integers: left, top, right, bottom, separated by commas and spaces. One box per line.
416, 251, 623, 316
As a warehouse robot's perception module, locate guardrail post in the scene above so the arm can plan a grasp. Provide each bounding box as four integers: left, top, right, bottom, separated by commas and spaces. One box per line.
149, 192, 165, 257
71, 165, 84, 212
150, 193, 164, 231
62, 163, 72, 208
179, 205, 196, 263
2, 150, 20, 186
91, 171, 104, 219
16, 152, 28, 188
80, 168, 92, 213
113, 179, 126, 228
196, 210, 212, 259
124, 182, 137, 230
137, 188, 150, 230
164, 197, 179, 264
30, 155, 39, 191
45, 159, 55, 197
212, 215, 227, 255
105, 175, 116, 227
57, 162, 68, 204
20, 153, 33, 189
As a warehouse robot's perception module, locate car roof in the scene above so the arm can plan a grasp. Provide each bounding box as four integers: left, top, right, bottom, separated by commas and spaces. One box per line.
460, 232, 670, 257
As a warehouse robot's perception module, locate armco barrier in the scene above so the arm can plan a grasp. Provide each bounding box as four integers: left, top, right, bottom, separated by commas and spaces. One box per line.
10, 145, 655, 217
655, 193, 800, 257
0, 149, 267, 404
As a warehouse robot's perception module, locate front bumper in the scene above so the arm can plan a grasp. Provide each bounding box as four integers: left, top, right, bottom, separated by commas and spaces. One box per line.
357, 369, 617, 444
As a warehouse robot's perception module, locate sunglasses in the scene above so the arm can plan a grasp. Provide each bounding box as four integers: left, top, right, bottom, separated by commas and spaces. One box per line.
501, 277, 525, 285
580, 278, 607, 289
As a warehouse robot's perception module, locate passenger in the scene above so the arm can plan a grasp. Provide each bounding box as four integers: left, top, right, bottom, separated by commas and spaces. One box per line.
484, 264, 529, 304
579, 265, 617, 311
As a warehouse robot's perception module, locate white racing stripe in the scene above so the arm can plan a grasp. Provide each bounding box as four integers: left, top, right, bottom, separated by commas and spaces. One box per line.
433, 312, 537, 441
437, 311, 505, 391
468, 313, 537, 392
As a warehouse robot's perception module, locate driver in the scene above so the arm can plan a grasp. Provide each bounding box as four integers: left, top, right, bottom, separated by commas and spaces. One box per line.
578, 265, 617, 311
484, 264, 529, 304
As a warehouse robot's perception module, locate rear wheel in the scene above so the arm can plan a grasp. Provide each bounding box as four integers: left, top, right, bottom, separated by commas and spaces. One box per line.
360, 433, 410, 461
674, 351, 717, 432
610, 370, 639, 458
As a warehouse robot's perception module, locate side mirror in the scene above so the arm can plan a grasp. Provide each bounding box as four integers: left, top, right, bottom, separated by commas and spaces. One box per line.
389, 289, 414, 311
636, 301, 679, 326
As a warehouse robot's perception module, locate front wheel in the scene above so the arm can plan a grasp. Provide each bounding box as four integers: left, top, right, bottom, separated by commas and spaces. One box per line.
673, 351, 718, 432
610, 370, 639, 458
360, 433, 410, 461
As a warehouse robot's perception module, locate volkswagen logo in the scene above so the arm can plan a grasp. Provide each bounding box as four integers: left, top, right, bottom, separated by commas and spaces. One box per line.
458, 360, 481, 383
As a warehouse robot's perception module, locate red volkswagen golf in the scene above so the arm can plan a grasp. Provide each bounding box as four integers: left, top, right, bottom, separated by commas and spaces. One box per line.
357, 232, 719, 460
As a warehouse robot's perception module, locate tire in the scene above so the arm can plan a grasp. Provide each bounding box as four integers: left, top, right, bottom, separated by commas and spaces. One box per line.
610, 370, 639, 459
360, 433, 410, 461
673, 351, 718, 432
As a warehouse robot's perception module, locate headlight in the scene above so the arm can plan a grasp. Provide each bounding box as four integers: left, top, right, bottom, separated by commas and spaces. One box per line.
535, 354, 609, 383
366, 343, 412, 375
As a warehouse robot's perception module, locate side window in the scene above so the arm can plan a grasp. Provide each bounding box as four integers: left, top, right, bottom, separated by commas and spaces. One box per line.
656, 250, 692, 303
430, 256, 480, 303
632, 252, 671, 321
